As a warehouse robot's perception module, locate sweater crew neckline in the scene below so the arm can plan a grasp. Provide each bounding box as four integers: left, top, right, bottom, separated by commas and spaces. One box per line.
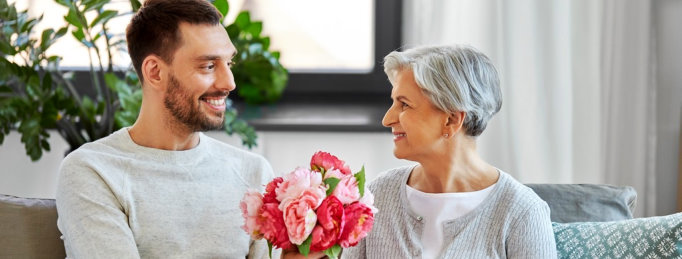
110, 127, 209, 164
399, 165, 509, 227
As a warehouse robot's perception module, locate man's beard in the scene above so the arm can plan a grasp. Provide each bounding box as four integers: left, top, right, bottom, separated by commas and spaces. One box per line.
163, 75, 225, 132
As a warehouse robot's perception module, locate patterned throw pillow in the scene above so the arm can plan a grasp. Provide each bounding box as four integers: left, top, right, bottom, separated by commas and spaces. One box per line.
553, 212, 682, 259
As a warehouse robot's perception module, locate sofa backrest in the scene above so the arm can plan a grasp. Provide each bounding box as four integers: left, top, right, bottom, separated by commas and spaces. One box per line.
0, 194, 66, 259
0, 184, 637, 258
526, 183, 637, 223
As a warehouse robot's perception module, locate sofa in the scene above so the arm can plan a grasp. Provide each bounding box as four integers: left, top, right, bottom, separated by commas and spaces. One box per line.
1, 184, 680, 259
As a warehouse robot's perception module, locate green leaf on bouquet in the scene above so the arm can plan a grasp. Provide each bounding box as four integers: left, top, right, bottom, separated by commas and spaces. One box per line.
323, 244, 342, 259
267, 241, 273, 259
323, 177, 341, 196
297, 235, 313, 257
354, 166, 366, 197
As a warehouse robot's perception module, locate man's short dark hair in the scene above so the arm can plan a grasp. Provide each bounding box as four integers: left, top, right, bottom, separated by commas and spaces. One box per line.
126, 0, 223, 83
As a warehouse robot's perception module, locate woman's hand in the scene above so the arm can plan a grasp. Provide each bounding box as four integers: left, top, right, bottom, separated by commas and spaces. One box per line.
280, 249, 326, 259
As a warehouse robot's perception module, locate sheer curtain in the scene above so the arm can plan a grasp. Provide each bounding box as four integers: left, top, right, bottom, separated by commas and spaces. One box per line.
403, 0, 657, 216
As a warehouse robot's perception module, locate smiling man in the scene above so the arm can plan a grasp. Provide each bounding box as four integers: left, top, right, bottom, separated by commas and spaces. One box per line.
55, 0, 277, 258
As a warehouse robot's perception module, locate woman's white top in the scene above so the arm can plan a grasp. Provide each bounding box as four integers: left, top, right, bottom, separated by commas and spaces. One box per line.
406, 183, 497, 259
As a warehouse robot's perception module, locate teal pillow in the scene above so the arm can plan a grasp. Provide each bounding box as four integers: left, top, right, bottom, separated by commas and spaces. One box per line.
552, 213, 682, 258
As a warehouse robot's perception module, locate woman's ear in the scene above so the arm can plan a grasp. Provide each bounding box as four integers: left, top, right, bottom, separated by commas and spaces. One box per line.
141, 55, 165, 91
444, 111, 466, 137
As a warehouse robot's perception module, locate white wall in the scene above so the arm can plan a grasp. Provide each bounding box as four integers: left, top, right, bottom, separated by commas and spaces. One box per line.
654, 0, 682, 216
0, 130, 415, 199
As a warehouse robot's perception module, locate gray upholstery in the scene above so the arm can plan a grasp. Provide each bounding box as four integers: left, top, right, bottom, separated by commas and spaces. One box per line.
0, 184, 637, 258
0, 194, 66, 259
526, 184, 637, 223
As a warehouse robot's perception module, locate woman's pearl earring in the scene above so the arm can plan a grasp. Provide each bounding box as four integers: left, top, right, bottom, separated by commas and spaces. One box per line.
443, 133, 449, 138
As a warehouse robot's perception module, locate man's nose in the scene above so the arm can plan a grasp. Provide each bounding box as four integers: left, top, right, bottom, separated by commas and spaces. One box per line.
217, 64, 236, 92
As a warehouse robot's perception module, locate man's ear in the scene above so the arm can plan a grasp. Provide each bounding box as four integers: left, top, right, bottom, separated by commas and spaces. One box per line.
444, 111, 466, 137
141, 55, 166, 91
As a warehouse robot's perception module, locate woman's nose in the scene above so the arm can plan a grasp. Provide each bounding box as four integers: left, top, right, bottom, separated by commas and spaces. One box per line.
382, 104, 397, 127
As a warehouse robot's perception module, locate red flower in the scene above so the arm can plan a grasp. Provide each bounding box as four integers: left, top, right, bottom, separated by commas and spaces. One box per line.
263, 177, 283, 204
339, 202, 374, 248
310, 151, 351, 175
259, 203, 292, 250
310, 196, 345, 252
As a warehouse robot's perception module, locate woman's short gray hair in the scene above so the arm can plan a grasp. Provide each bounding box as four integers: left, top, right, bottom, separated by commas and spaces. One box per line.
384, 45, 502, 136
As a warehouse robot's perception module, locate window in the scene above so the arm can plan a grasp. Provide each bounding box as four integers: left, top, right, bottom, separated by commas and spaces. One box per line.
226, 0, 375, 73
16, 0, 133, 68
15, 0, 402, 97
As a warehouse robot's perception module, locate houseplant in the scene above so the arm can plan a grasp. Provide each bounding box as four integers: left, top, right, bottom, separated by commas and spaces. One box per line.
0, 0, 287, 161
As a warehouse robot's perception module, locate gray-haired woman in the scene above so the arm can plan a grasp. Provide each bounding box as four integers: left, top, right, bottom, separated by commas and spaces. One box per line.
343, 45, 557, 258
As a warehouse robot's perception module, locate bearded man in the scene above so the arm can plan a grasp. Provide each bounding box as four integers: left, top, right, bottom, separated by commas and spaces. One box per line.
56, 0, 278, 257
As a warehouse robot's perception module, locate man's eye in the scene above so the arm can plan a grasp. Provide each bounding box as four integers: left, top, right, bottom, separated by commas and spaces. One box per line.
228, 60, 236, 67
201, 63, 215, 71
401, 102, 409, 108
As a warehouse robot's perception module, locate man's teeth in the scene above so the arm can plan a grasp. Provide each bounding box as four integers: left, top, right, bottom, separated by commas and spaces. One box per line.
396, 133, 406, 137
205, 98, 225, 106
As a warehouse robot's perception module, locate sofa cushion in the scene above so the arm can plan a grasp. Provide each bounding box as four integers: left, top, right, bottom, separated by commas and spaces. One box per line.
526, 184, 637, 223
552, 212, 682, 259
0, 194, 66, 259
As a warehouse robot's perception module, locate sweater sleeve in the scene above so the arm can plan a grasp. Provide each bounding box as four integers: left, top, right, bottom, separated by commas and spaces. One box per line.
340, 237, 366, 259
56, 153, 140, 259
246, 155, 281, 259
247, 239, 281, 259
506, 201, 557, 259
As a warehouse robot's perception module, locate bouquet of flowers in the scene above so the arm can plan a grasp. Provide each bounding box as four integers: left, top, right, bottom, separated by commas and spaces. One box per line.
240, 151, 377, 258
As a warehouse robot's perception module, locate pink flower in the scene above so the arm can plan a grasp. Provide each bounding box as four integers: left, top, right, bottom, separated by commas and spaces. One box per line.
323, 168, 345, 180
263, 177, 283, 204
276, 167, 325, 207
240, 190, 264, 239
359, 187, 378, 214
310, 196, 345, 252
282, 189, 325, 245
259, 203, 292, 250
339, 202, 374, 248
310, 151, 351, 175
331, 174, 361, 205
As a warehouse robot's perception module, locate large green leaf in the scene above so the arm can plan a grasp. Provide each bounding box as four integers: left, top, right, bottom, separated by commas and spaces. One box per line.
355, 166, 366, 197
20, 17, 40, 34
40, 29, 55, 51
234, 11, 251, 29
323, 244, 342, 259
81, 96, 96, 122
213, 0, 229, 18
90, 10, 117, 28
41, 72, 52, 92
64, 8, 83, 29
84, 0, 108, 12
71, 28, 85, 42
246, 21, 262, 36
130, 0, 141, 12
104, 72, 129, 94
26, 74, 42, 99
0, 41, 15, 55
296, 235, 313, 257
324, 177, 341, 196
54, 0, 72, 7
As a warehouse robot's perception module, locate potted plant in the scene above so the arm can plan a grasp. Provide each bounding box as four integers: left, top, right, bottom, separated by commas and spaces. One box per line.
0, 0, 287, 161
